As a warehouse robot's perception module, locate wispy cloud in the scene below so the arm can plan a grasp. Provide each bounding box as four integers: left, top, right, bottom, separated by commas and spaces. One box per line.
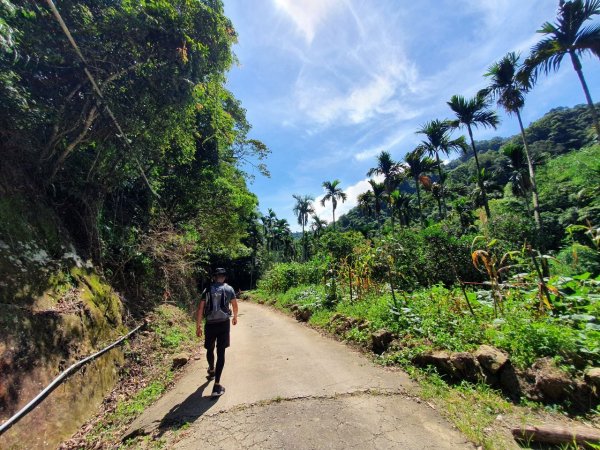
296, 60, 421, 126
354, 128, 415, 162
272, 0, 342, 43
282, 1, 425, 129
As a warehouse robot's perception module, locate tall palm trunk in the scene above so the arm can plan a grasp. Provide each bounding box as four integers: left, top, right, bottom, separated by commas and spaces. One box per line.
301, 222, 306, 262
435, 196, 443, 218
467, 125, 491, 219
570, 51, 600, 144
516, 110, 543, 236
332, 206, 336, 230
414, 176, 424, 226
434, 152, 446, 217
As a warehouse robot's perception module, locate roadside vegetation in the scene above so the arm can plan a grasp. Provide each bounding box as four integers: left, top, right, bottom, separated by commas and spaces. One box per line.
248, 2, 600, 446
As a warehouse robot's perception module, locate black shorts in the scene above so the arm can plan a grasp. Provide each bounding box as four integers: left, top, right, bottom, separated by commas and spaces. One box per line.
204, 320, 230, 350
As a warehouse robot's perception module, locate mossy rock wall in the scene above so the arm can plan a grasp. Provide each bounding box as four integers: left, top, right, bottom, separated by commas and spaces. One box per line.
0, 192, 129, 436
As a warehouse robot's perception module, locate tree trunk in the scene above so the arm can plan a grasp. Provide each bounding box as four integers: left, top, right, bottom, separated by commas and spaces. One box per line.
332, 207, 336, 230
467, 125, 491, 219
415, 177, 424, 226
435, 152, 446, 217
49, 106, 98, 181
512, 425, 600, 448
516, 110, 543, 236
570, 51, 600, 144
302, 222, 305, 262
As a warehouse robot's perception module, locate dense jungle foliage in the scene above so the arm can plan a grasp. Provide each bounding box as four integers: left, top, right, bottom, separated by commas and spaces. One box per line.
0, 0, 267, 309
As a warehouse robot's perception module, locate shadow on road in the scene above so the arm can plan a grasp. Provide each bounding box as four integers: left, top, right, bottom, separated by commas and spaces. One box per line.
154, 379, 219, 437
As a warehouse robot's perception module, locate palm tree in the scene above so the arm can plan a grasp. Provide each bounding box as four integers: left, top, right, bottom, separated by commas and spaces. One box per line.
524, 0, 600, 142
470, 168, 504, 209
453, 197, 476, 233
273, 218, 293, 259
367, 151, 401, 195
261, 208, 277, 251
416, 120, 467, 217
421, 180, 444, 219
403, 147, 436, 226
321, 179, 347, 229
389, 189, 412, 227
311, 215, 327, 238
357, 190, 375, 217
293, 194, 315, 260
502, 143, 534, 216
448, 94, 500, 219
480, 52, 543, 232
367, 180, 386, 226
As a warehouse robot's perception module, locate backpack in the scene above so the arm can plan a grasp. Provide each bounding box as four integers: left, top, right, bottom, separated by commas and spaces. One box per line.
203, 284, 232, 323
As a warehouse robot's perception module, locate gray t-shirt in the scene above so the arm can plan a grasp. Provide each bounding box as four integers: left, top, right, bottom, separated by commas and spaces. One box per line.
204, 282, 236, 323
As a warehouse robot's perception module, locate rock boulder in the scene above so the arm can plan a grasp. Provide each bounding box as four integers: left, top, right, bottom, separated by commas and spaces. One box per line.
532, 358, 573, 403
413, 350, 454, 377
475, 345, 508, 374
584, 368, 600, 389
450, 352, 481, 382
370, 329, 394, 354
172, 353, 189, 369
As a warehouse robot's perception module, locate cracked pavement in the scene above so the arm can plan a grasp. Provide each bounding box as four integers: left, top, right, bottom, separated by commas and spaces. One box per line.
125, 301, 473, 449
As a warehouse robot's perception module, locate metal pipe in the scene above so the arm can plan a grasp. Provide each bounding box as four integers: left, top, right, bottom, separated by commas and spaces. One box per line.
0, 323, 143, 436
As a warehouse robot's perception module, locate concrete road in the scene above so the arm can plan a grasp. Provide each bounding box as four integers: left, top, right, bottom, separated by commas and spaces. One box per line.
125, 301, 473, 449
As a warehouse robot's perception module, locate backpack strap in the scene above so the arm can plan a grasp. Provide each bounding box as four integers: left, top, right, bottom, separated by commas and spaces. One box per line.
203, 288, 212, 316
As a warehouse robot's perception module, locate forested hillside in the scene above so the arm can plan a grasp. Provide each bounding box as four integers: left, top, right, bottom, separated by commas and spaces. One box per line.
0, 1, 266, 444
338, 103, 599, 251
1, 0, 266, 307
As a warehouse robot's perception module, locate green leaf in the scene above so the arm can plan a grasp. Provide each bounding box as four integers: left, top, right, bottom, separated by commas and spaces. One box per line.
573, 272, 591, 281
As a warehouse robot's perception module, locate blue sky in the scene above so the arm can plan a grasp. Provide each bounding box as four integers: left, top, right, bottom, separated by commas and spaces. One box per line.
223, 0, 600, 231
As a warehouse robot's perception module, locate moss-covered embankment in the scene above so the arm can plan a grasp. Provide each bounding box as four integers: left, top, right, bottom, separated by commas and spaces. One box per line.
0, 194, 128, 448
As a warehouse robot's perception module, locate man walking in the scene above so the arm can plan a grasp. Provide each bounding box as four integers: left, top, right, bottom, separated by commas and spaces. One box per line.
196, 268, 238, 397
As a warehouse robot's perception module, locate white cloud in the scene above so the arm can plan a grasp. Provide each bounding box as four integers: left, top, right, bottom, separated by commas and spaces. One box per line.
354, 128, 415, 161
272, 0, 342, 43
277, 1, 425, 128
313, 175, 384, 222
296, 60, 422, 126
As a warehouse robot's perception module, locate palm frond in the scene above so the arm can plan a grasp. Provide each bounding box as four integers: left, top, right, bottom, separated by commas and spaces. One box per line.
575, 23, 600, 57
525, 35, 566, 76
537, 21, 559, 35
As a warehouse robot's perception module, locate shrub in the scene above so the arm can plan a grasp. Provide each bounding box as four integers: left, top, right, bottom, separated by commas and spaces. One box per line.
317, 230, 366, 260
257, 260, 324, 293
554, 244, 600, 277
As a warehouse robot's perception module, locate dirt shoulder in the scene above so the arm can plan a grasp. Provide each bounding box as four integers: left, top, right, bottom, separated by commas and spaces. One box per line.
59, 304, 199, 449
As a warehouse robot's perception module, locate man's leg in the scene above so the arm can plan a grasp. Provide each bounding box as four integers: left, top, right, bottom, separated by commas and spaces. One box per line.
204, 324, 216, 376
211, 321, 230, 396
214, 345, 226, 384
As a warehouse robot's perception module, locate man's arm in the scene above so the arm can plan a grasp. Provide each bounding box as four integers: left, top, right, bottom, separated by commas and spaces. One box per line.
231, 299, 238, 325
196, 300, 205, 337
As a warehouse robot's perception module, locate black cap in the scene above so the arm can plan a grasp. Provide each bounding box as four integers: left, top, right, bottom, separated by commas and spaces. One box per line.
213, 268, 227, 275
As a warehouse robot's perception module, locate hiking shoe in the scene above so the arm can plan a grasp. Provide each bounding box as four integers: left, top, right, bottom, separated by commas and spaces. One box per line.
211, 384, 225, 398
207, 368, 215, 379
